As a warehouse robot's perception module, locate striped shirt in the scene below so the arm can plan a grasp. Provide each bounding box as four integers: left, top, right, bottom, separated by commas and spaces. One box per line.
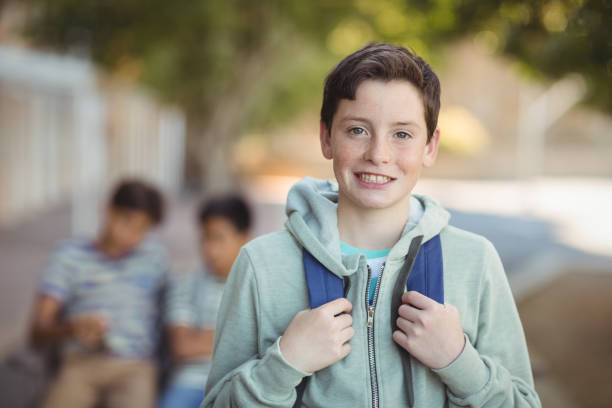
39, 238, 170, 359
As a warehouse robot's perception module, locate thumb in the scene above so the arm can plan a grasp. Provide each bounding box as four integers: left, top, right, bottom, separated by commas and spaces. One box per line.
319, 297, 352, 315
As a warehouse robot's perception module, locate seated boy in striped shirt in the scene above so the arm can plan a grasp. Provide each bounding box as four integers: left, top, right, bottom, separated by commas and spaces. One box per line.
29, 180, 169, 408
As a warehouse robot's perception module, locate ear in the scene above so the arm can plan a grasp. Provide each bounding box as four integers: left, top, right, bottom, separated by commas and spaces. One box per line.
422, 128, 440, 168
320, 121, 333, 160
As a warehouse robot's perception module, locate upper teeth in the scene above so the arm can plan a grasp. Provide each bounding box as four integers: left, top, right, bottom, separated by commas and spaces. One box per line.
359, 173, 391, 184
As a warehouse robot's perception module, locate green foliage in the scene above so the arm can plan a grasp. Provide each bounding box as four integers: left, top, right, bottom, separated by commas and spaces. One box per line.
411, 0, 612, 111
23, 0, 355, 114
21, 0, 612, 125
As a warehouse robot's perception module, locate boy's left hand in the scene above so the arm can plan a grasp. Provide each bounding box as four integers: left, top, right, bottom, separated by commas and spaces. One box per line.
392, 291, 465, 370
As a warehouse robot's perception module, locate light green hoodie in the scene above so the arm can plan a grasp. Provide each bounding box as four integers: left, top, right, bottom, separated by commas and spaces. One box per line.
202, 177, 541, 407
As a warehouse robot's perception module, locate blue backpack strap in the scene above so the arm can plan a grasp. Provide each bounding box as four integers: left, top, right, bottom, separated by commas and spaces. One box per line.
303, 248, 344, 309
406, 234, 444, 303
390, 234, 444, 408
296, 249, 344, 407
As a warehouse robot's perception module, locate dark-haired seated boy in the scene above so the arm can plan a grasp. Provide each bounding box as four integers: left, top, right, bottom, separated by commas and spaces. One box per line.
29, 180, 170, 408
158, 195, 252, 408
202, 43, 541, 407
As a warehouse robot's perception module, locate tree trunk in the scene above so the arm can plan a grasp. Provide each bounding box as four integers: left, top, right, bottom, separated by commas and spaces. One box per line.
187, 46, 271, 194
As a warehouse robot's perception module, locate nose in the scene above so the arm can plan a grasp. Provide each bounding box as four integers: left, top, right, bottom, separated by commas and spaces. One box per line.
364, 135, 391, 165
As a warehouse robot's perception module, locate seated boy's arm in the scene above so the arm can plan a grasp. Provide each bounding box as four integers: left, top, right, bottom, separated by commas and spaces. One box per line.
167, 325, 215, 361
430, 242, 541, 408
29, 295, 69, 347
203, 248, 313, 408
29, 295, 107, 349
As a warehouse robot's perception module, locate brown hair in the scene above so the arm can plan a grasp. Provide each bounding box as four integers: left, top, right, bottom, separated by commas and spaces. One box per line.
198, 194, 252, 233
110, 179, 164, 225
320, 42, 441, 141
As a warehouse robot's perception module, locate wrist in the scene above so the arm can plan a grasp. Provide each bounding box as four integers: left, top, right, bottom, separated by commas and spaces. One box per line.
435, 333, 466, 369
432, 335, 489, 398
277, 337, 312, 375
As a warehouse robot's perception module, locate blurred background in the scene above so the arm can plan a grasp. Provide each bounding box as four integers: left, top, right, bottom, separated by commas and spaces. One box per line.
1, 0, 610, 406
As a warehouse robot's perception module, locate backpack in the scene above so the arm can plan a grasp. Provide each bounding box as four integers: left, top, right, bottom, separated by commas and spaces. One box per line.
295, 234, 444, 407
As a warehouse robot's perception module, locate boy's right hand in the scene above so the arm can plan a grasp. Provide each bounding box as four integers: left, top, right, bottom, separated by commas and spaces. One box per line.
279, 298, 354, 373
69, 315, 108, 349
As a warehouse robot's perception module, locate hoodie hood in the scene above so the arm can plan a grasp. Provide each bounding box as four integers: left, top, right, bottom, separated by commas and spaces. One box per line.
285, 177, 450, 277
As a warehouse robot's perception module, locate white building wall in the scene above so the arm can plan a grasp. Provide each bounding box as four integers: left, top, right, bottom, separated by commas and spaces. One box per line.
0, 45, 186, 234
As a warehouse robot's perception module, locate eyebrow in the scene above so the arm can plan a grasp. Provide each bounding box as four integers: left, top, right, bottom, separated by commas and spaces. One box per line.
392, 121, 420, 127
339, 116, 371, 124
340, 116, 422, 129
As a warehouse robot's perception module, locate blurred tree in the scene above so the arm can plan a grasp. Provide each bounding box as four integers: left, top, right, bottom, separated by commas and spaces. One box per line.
251, 0, 612, 134
21, 0, 356, 191
420, 0, 612, 112
337, 0, 611, 110
20, 0, 611, 190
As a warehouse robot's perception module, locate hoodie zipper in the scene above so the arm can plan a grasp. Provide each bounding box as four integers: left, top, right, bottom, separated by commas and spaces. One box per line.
366, 261, 385, 408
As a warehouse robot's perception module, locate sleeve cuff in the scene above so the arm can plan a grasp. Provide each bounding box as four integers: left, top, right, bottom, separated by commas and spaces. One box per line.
250, 337, 311, 394
38, 284, 67, 302
432, 334, 489, 398
165, 312, 195, 326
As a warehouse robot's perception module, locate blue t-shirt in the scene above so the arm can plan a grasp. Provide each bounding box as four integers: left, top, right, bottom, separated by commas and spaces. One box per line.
340, 243, 389, 305
38, 238, 170, 359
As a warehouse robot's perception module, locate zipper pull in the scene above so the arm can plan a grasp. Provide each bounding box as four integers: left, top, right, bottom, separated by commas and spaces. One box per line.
367, 307, 374, 327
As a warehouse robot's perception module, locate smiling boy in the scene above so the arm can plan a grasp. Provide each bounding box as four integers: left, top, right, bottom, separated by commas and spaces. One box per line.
202, 43, 541, 407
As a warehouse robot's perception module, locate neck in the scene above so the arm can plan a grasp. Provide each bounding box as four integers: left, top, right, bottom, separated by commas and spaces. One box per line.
96, 233, 125, 258
337, 195, 411, 251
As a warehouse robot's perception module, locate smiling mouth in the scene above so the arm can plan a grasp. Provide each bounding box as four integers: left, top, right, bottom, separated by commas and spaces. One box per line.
356, 172, 395, 184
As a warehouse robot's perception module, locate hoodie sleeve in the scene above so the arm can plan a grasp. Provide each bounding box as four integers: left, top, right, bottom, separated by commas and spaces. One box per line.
201, 248, 310, 408
432, 240, 542, 407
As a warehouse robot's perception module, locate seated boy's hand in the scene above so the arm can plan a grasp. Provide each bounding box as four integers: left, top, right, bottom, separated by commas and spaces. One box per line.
393, 291, 465, 370
70, 315, 109, 349
279, 298, 354, 373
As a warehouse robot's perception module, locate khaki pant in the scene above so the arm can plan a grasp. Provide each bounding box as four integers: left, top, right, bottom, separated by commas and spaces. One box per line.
43, 354, 157, 408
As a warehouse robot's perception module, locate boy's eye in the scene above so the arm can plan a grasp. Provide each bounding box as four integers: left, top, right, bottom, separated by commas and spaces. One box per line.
395, 131, 412, 139
349, 127, 366, 136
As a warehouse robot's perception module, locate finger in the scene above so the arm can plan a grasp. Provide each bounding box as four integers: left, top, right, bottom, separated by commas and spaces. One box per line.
392, 329, 410, 351
443, 302, 458, 314
402, 290, 438, 310
396, 316, 415, 334
339, 326, 355, 343
339, 342, 352, 359
334, 313, 353, 329
397, 303, 420, 322
320, 297, 352, 315
95, 316, 109, 329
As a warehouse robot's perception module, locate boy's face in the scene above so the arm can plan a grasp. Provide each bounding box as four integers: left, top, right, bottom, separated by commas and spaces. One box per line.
200, 216, 249, 278
320, 79, 440, 213
105, 207, 153, 254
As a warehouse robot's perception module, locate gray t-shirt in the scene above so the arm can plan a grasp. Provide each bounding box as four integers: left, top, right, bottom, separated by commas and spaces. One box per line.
165, 268, 225, 389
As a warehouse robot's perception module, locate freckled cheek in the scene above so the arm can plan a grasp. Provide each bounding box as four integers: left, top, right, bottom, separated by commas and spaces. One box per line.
332, 152, 356, 177
396, 155, 423, 174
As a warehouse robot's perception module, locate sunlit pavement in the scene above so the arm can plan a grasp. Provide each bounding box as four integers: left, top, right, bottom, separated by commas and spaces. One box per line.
415, 177, 612, 299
